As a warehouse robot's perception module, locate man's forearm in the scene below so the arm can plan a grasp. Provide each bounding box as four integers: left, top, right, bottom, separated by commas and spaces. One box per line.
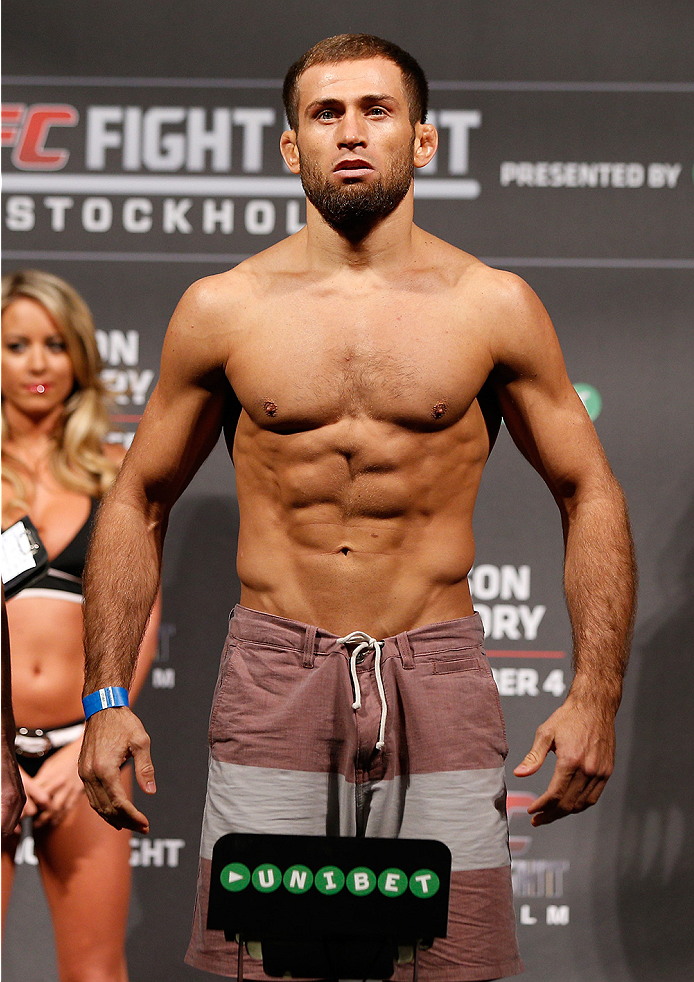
83, 490, 164, 696
563, 476, 636, 710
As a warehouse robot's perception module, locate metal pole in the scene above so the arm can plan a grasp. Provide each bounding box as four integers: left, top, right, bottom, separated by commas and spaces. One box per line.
237, 934, 244, 982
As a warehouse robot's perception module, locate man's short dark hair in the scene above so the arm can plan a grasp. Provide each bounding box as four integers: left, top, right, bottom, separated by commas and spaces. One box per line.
283, 34, 429, 131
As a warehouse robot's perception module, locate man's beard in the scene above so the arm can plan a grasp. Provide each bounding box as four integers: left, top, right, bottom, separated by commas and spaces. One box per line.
299, 144, 414, 238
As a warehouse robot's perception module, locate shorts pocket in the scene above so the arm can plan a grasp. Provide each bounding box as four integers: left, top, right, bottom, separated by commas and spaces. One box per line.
208, 635, 236, 743
481, 653, 508, 749
433, 656, 479, 675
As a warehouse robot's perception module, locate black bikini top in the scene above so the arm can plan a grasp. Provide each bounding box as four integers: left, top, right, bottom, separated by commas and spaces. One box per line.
14, 498, 99, 601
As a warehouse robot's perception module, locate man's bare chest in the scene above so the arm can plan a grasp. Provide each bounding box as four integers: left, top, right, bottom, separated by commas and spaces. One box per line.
228, 292, 493, 431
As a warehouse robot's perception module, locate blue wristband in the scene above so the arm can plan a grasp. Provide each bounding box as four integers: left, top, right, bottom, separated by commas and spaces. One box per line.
82, 686, 129, 719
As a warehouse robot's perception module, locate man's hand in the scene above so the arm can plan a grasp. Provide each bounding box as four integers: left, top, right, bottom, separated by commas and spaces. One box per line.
78, 707, 156, 834
513, 693, 616, 826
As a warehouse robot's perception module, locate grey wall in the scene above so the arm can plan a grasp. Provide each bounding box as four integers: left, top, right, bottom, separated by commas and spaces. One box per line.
2, 2, 693, 980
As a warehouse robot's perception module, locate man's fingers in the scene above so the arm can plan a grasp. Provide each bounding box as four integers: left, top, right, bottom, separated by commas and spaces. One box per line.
78, 709, 152, 832
81, 761, 149, 833
105, 797, 150, 834
81, 767, 122, 824
532, 775, 608, 825
513, 726, 554, 777
532, 764, 582, 810
525, 756, 579, 821
132, 741, 156, 795
90, 781, 149, 833
82, 779, 123, 828
528, 762, 607, 825
574, 775, 606, 811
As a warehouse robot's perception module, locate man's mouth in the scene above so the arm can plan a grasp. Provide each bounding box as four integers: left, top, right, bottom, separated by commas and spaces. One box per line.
333, 158, 374, 179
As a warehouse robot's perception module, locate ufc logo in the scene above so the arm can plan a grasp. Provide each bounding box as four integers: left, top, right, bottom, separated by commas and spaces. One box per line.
507, 791, 537, 856
1, 103, 79, 169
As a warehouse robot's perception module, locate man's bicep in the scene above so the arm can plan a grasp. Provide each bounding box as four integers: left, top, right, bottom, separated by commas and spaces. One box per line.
126, 384, 226, 506
116, 283, 230, 512
500, 373, 609, 505
492, 276, 612, 503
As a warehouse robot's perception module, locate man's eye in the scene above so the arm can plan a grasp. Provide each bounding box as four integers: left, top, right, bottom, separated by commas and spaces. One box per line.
369, 107, 387, 115
317, 109, 336, 120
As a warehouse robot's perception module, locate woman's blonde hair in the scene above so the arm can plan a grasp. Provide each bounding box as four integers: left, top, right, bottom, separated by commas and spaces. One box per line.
2, 269, 118, 513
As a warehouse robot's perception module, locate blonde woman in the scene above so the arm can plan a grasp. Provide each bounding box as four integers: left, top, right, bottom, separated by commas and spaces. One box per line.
1, 270, 160, 981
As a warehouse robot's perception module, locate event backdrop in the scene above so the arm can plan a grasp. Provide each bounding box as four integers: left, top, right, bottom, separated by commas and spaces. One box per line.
2, 2, 693, 981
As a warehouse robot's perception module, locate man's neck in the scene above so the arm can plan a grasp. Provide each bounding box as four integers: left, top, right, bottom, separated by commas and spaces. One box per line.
301, 191, 419, 272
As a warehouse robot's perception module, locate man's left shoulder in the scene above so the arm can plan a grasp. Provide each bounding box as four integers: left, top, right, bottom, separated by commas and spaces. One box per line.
460, 261, 553, 339
457, 257, 537, 310
418, 232, 535, 303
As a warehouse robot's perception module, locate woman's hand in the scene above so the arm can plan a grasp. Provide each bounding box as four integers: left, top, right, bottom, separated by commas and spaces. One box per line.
28, 739, 85, 828
19, 767, 53, 825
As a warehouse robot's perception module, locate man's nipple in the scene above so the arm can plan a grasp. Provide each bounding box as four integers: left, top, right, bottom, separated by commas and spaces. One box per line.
263, 400, 278, 417
432, 402, 447, 419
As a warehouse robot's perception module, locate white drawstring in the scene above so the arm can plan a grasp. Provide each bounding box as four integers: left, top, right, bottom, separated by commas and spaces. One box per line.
373, 643, 388, 750
337, 631, 388, 751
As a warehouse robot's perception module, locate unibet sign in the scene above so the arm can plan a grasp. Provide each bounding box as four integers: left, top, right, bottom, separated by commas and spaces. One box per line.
220, 862, 440, 899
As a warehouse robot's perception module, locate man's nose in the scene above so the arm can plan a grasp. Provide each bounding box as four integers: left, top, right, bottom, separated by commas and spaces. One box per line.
337, 110, 367, 148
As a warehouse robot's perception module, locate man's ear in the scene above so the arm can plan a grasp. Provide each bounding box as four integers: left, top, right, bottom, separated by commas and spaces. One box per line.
413, 123, 438, 169
280, 130, 301, 174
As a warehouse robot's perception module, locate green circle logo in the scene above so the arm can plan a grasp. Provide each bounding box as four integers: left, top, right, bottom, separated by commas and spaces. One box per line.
377, 867, 408, 897
346, 866, 377, 896
283, 864, 314, 894
252, 863, 282, 893
315, 865, 345, 895
574, 383, 602, 421
220, 862, 250, 892
409, 869, 440, 898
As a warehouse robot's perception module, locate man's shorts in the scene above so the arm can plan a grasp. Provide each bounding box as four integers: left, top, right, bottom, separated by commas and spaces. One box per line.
185, 604, 522, 981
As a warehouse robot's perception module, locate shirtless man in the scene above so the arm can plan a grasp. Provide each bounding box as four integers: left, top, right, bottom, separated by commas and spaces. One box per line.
78, 34, 635, 982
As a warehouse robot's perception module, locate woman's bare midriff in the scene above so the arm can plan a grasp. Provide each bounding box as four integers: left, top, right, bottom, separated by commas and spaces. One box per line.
2, 480, 94, 728
6, 595, 87, 728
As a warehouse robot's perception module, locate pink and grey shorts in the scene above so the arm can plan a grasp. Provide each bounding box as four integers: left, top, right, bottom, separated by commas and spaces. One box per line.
185, 604, 522, 981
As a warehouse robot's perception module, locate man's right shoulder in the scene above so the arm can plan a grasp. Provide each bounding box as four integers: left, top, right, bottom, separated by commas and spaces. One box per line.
175, 264, 255, 321
176, 237, 298, 320
163, 244, 295, 375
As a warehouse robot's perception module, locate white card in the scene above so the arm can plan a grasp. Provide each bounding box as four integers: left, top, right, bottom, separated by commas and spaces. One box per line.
1, 521, 39, 584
